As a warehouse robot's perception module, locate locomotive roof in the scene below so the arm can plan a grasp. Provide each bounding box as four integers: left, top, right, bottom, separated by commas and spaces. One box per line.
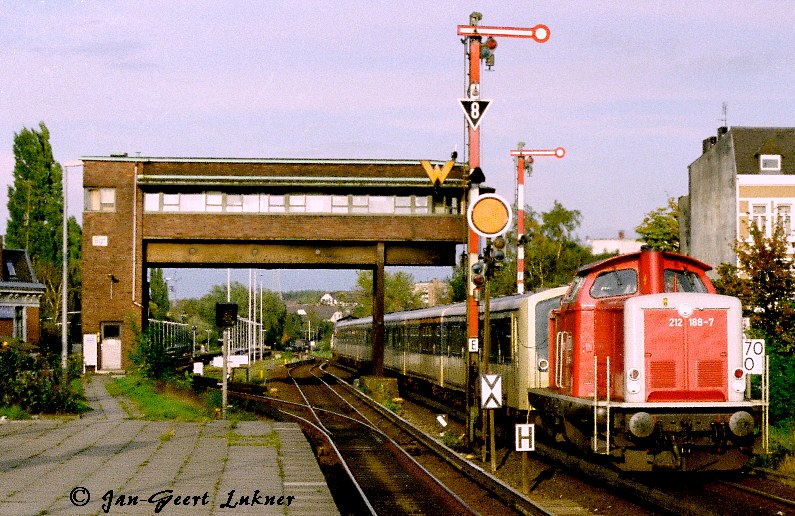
575, 249, 713, 276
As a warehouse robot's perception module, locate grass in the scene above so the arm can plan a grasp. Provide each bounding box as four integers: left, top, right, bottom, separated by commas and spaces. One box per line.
105, 374, 215, 422
754, 420, 795, 472
0, 405, 30, 420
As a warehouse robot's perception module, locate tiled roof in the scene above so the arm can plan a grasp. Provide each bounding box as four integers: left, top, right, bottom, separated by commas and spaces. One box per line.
731, 127, 795, 175
1, 248, 45, 292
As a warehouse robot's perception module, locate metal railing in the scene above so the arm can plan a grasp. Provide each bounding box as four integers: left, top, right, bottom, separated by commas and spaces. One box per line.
149, 319, 193, 355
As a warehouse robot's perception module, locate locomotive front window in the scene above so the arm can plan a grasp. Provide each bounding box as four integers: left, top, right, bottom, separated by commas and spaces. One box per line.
590, 269, 637, 298
563, 275, 587, 304
664, 269, 708, 293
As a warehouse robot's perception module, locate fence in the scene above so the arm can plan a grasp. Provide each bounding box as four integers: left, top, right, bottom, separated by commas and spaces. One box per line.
148, 317, 267, 360
148, 319, 193, 355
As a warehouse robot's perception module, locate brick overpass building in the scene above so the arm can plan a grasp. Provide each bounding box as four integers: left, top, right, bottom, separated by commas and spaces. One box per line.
81, 156, 468, 370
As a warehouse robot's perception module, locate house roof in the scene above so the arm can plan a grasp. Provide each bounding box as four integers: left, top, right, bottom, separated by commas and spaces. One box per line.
731, 127, 795, 175
1, 248, 45, 293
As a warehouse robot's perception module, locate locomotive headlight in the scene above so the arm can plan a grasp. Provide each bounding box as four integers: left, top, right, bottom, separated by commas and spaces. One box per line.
537, 359, 549, 372
732, 368, 746, 392
626, 368, 642, 394
728, 411, 754, 437
628, 412, 655, 438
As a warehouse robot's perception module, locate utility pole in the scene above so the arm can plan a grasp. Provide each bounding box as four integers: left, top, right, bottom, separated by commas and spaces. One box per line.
511, 145, 565, 294
457, 11, 551, 457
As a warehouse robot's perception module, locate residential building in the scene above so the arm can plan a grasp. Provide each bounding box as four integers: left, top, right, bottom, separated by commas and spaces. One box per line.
586, 231, 643, 255
413, 278, 451, 307
0, 236, 46, 344
680, 126, 795, 273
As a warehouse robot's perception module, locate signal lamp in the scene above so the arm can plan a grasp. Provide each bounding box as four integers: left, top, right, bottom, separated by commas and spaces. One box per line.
494, 249, 505, 262
494, 236, 506, 249
485, 36, 498, 50
471, 261, 486, 286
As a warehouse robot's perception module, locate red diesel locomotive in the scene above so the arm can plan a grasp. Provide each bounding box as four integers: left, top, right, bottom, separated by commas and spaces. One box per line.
528, 248, 766, 471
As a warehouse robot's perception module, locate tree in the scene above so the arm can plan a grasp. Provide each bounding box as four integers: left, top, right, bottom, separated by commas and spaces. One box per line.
148, 268, 171, 320
447, 200, 600, 301
713, 222, 795, 424
635, 197, 679, 252
5, 123, 82, 348
352, 270, 422, 317
713, 222, 795, 355
523, 201, 595, 290
6, 123, 64, 266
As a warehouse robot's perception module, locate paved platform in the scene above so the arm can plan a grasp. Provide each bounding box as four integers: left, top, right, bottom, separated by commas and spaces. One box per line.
0, 375, 338, 515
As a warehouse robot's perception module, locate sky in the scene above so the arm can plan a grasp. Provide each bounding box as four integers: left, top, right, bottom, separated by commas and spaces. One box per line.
2, 1, 794, 298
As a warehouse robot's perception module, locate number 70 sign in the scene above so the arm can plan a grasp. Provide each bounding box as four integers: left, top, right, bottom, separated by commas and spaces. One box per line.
742, 339, 765, 374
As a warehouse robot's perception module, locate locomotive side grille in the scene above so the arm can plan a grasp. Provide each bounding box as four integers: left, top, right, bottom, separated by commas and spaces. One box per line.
650, 361, 676, 388
697, 360, 724, 388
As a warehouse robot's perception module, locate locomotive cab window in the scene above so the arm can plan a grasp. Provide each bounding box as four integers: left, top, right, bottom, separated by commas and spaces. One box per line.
562, 275, 587, 304
589, 269, 637, 298
664, 269, 708, 293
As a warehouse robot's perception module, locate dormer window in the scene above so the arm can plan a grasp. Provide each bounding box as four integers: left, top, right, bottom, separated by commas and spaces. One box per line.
5, 260, 15, 278
760, 154, 781, 172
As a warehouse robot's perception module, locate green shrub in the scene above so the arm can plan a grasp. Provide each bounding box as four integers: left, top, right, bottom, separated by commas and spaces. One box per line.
127, 322, 176, 380
0, 341, 85, 414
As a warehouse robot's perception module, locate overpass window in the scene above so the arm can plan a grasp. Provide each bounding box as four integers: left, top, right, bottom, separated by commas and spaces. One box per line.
180, 193, 204, 211
269, 195, 285, 213
395, 196, 412, 214
414, 196, 429, 214
288, 194, 306, 212
243, 194, 259, 212
85, 188, 116, 212
369, 196, 394, 214
307, 195, 332, 213
352, 195, 368, 213
162, 194, 180, 212
332, 195, 349, 213
144, 193, 159, 211
226, 194, 243, 212
206, 192, 223, 212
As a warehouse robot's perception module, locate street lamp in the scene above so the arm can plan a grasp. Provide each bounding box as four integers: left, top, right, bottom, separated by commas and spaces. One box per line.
62, 160, 83, 370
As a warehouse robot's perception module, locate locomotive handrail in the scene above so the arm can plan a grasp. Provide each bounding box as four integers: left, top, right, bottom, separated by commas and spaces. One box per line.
592, 355, 611, 455
555, 331, 564, 388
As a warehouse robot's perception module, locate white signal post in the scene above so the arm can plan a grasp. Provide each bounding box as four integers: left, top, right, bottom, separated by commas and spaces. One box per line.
510, 146, 565, 294
457, 12, 551, 470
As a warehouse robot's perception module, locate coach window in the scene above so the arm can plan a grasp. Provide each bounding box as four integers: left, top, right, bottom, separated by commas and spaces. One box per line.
590, 269, 637, 298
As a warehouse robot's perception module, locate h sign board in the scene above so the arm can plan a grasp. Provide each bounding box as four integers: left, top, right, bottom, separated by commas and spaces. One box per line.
481, 374, 502, 409
515, 424, 535, 452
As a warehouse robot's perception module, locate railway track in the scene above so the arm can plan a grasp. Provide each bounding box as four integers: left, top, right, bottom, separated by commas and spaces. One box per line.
226, 360, 569, 514
285, 361, 473, 515
218, 360, 793, 515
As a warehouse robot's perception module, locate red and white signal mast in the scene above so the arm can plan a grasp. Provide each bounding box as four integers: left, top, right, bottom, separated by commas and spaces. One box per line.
456, 11, 551, 461
510, 145, 565, 294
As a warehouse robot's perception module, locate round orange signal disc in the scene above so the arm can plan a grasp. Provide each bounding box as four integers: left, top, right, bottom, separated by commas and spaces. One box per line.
467, 194, 512, 238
